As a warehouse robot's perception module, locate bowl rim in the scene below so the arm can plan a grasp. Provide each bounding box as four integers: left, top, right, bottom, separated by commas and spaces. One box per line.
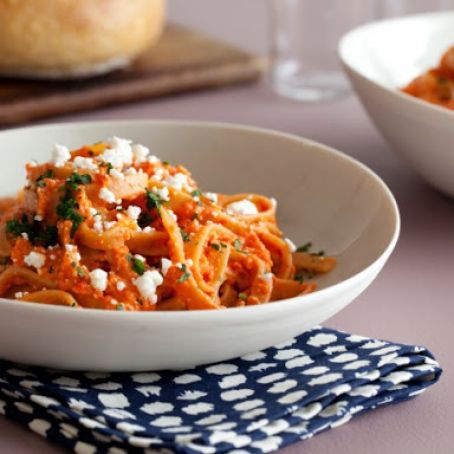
0, 119, 401, 320
338, 10, 454, 120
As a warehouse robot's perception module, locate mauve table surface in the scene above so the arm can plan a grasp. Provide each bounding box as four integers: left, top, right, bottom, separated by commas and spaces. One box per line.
0, 1, 452, 453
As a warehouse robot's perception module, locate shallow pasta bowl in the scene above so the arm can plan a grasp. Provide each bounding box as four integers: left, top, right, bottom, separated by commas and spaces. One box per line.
0, 120, 399, 371
339, 11, 454, 197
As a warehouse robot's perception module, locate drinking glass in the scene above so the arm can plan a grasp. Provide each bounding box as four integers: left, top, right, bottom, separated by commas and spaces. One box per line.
270, 0, 374, 102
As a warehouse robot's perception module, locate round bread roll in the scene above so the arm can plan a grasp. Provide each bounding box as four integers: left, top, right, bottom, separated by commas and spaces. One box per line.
0, 0, 166, 79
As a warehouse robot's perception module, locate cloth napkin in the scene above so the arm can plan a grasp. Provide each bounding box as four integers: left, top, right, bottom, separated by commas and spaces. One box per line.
0, 327, 442, 454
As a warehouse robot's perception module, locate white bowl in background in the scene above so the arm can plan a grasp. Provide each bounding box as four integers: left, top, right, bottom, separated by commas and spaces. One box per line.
0, 121, 399, 371
339, 11, 454, 197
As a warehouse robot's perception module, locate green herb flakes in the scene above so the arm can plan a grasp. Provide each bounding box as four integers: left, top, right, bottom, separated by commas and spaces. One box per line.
145, 189, 163, 210
128, 255, 146, 275
181, 229, 190, 242
296, 242, 312, 253
36, 169, 54, 188
56, 172, 92, 236
6, 214, 58, 247
177, 264, 191, 283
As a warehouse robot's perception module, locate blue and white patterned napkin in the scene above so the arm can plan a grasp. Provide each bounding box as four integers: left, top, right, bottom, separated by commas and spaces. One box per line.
0, 327, 442, 453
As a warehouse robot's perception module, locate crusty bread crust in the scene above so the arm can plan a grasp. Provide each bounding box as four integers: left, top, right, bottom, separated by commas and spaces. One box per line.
0, 0, 166, 77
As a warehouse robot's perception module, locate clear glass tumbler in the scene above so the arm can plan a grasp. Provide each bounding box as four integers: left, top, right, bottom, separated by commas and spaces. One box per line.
270, 0, 374, 102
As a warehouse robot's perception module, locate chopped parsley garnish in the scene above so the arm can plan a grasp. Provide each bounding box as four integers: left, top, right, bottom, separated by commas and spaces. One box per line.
294, 274, 304, 284
162, 161, 170, 166
56, 196, 84, 236
65, 172, 92, 190
210, 243, 221, 251
116, 303, 125, 311
238, 292, 248, 301
56, 173, 92, 236
70, 301, 78, 308
177, 264, 191, 283
296, 241, 324, 256
36, 169, 54, 188
181, 229, 190, 242
127, 254, 146, 275
145, 189, 164, 210
296, 242, 312, 253
191, 189, 202, 198
233, 238, 247, 254
100, 161, 114, 172
220, 242, 227, 248
76, 266, 85, 278
6, 214, 58, 247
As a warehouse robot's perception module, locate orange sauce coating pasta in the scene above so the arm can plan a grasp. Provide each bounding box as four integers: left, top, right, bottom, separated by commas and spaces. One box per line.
402, 45, 454, 110
0, 138, 335, 310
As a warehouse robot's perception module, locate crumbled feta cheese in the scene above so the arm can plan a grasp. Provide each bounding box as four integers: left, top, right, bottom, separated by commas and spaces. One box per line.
262, 272, 273, 282
65, 244, 81, 261
27, 161, 38, 168
109, 168, 125, 180
226, 200, 258, 216
270, 198, 277, 208
152, 186, 169, 201
50, 254, 56, 260
148, 155, 160, 163
103, 221, 116, 230
73, 156, 98, 170
168, 211, 178, 222
166, 173, 190, 191
51, 144, 71, 168
99, 137, 133, 168
93, 214, 103, 233
99, 187, 116, 204
24, 251, 46, 270
133, 270, 163, 304
15, 291, 28, 298
134, 254, 146, 262
116, 281, 126, 291
124, 167, 137, 176
89, 207, 98, 216
89, 268, 108, 292
21, 232, 29, 240
142, 226, 155, 233
34, 215, 43, 221
186, 259, 194, 268
132, 144, 150, 164
161, 258, 172, 276
204, 192, 218, 204
151, 167, 165, 182
126, 205, 141, 221
285, 238, 297, 253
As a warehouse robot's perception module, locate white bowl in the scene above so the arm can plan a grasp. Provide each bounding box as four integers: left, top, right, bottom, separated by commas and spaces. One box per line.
0, 121, 399, 371
339, 11, 454, 197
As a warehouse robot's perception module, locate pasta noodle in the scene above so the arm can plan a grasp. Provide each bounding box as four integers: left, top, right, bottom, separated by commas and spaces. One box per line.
0, 138, 335, 310
402, 45, 454, 110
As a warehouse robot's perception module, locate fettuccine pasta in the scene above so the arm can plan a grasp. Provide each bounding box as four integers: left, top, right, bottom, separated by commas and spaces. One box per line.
0, 138, 335, 310
402, 45, 454, 110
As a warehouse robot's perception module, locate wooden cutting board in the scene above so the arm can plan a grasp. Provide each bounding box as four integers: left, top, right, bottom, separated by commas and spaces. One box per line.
0, 24, 266, 126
